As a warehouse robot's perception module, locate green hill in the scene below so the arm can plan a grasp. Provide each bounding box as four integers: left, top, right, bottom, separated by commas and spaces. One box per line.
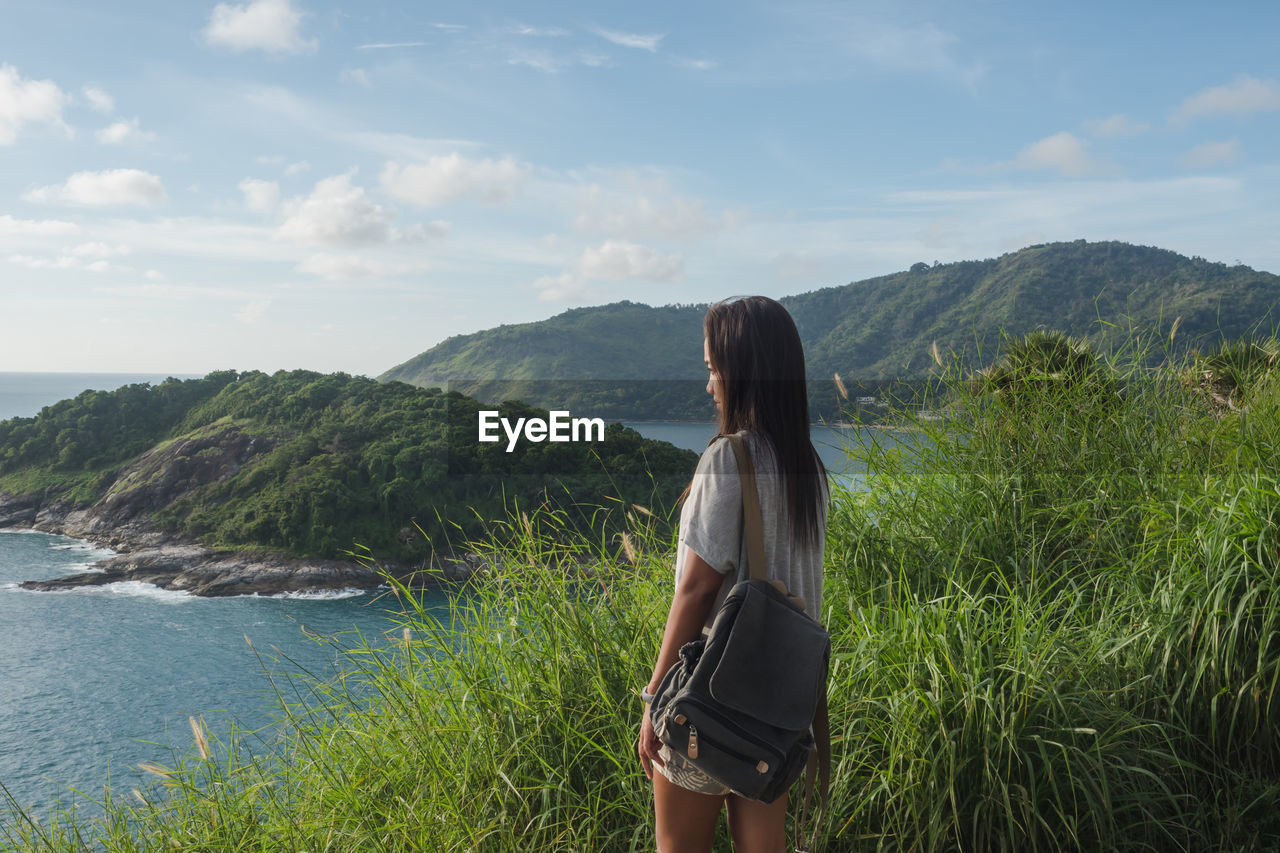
0, 371, 695, 563
381, 240, 1280, 418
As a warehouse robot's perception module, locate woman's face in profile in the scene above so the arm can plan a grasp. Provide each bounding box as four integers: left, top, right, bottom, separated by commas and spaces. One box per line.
703, 336, 722, 412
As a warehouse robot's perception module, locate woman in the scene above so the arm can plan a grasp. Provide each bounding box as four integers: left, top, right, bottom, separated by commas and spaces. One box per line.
637, 296, 829, 853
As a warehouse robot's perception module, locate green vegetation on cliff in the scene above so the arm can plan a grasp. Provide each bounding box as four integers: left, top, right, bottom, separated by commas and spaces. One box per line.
381, 240, 1280, 420
0, 371, 695, 561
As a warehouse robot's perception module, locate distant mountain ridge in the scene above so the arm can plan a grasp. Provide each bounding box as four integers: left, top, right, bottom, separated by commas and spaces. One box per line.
381, 240, 1280, 417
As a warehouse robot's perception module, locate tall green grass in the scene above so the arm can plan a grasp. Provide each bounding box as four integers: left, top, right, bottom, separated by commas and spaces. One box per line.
4, 334, 1280, 851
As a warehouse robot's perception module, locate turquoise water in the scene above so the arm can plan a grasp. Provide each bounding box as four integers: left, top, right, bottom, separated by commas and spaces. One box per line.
0, 530, 437, 814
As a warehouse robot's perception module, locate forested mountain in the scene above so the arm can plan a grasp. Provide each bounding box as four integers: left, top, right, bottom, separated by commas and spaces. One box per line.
0, 371, 695, 563
381, 240, 1280, 419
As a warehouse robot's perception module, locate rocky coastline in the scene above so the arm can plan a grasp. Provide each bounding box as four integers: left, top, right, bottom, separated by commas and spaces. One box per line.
0, 491, 471, 597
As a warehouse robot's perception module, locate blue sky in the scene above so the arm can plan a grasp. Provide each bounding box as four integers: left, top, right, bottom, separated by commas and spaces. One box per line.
1, 0, 1278, 374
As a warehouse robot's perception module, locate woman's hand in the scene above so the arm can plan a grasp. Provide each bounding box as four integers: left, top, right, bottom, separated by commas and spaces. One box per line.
638, 703, 664, 779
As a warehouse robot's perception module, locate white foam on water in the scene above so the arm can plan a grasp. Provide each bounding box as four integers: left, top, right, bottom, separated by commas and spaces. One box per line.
17, 532, 118, 563
40, 581, 193, 602
63, 562, 107, 574
265, 587, 369, 601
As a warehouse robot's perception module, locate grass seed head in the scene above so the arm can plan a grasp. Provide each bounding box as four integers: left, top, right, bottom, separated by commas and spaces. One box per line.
189, 716, 210, 761
834, 372, 849, 400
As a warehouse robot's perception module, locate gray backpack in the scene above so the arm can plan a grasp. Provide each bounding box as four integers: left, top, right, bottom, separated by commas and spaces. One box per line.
649, 434, 831, 844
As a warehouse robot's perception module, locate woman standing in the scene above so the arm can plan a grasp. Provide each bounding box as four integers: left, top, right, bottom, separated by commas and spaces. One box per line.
637, 296, 829, 852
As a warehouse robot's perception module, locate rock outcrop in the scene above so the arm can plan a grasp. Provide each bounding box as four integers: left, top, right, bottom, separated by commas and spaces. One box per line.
16, 543, 388, 597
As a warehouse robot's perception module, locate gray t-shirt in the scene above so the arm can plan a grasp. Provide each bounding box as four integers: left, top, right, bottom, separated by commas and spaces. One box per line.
675, 430, 827, 629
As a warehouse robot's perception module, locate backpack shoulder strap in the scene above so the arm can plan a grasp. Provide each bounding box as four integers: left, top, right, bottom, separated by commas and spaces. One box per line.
726, 433, 768, 583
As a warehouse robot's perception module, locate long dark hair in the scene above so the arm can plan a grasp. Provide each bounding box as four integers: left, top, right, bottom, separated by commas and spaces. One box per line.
704, 295, 826, 547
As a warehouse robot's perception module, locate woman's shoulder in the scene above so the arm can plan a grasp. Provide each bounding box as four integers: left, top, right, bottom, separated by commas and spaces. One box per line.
695, 433, 739, 475
696, 430, 776, 474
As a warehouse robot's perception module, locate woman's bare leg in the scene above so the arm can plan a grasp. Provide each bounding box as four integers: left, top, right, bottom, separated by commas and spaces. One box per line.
653, 771, 725, 853
725, 792, 788, 853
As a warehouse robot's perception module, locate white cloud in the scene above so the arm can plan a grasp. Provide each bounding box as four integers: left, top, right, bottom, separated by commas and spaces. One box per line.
1179, 139, 1240, 168
0, 215, 79, 236
82, 85, 115, 114
239, 178, 281, 213
592, 27, 664, 51
277, 173, 394, 246
96, 117, 155, 144
24, 169, 167, 206
1173, 76, 1280, 124
235, 299, 271, 324
381, 154, 529, 206
579, 239, 684, 281
284, 160, 309, 176
1010, 132, 1099, 177
296, 253, 396, 280
145, 269, 165, 281
1083, 114, 1148, 138
0, 64, 69, 144
203, 0, 315, 55
537, 239, 684, 300
273, 173, 439, 247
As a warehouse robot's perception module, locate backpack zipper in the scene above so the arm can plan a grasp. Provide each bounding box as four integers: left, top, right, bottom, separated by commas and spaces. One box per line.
678, 697, 786, 764
672, 714, 773, 769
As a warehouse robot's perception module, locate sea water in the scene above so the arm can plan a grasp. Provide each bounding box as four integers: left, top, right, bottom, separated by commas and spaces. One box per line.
0, 530, 432, 814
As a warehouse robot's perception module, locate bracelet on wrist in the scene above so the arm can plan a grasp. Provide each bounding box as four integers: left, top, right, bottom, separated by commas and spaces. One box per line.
640, 685, 657, 703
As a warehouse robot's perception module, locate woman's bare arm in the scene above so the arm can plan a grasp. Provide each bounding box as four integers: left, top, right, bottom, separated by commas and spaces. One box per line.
638, 550, 724, 776
647, 550, 724, 691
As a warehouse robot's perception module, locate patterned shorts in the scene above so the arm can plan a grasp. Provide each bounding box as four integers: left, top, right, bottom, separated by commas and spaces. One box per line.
656, 745, 733, 795
654, 716, 733, 796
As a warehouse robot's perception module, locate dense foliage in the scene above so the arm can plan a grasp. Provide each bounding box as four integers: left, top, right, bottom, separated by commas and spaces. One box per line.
381, 240, 1280, 419
0, 371, 696, 561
